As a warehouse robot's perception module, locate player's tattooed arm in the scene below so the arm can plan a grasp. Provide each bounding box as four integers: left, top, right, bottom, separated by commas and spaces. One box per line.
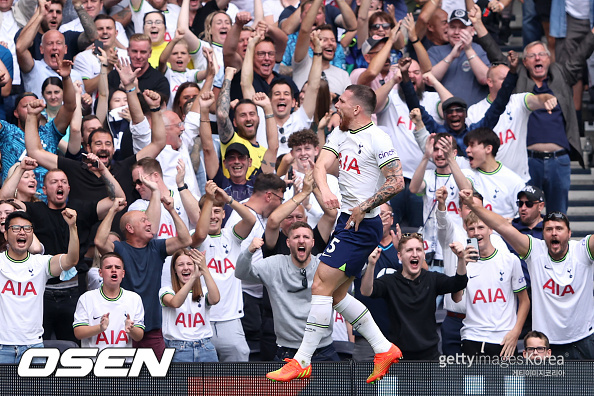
359, 160, 404, 212
216, 70, 236, 145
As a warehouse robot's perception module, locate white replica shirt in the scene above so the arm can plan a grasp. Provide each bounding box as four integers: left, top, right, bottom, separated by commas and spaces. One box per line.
23, 60, 85, 101
0, 10, 21, 84
164, 68, 201, 110
198, 228, 245, 321
159, 284, 213, 342
130, 0, 180, 40
60, 19, 129, 48
276, 106, 313, 157
467, 93, 533, 182
73, 48, 129, 81
323, 122, 399, 217
225, 205, 266, 298
73, 287, 145, 349
463, 162, 525, 218
0, 252, 54, 345
523, 235, 594, 344
291, 54, 350, 95
376, 89, 442, 179
437, 210, 511, 314
331, 311, 349, 342
421, 170, 462, 260
461, 248, 526, 344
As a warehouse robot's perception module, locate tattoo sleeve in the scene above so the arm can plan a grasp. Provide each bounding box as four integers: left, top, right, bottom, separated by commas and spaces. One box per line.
359, 160, 405, 212
76, 5, 98, 49
100, 174, 116, 199
216, 78, 236, 145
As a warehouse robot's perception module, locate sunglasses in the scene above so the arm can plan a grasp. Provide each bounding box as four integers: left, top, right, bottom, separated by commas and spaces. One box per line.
545, 212, 567, 221
288, 268, 308, 293
371, 23, 391, 30
445, 107, 466, 115
517, 200, 539, 208
402, 232, 423, 238
133, 179, 143, 186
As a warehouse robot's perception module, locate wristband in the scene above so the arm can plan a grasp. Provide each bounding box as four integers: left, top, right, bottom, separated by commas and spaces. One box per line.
125, 86, 136, 93
409, 38, 419, 44
228, 197, 234, 205
291, 197, 299, 205
149, 106, 161, 112
265, 114, 274, 119
467, 54, 476, 61
313, 52, 322, 56
101, 63, 109, 67
444, 59, 450, 64
177, 183, 188, 192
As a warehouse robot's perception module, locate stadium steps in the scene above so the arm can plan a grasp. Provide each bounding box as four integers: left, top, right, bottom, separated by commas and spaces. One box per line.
569, 158, 594, 239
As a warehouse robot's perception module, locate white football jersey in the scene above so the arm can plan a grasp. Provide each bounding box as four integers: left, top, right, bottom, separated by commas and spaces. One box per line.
323, 123, 399, 217
0, 252, 53, 345
376, 90, 441, 179
199, 228, 245, 321
159, 284, 213, 342
523, 235, 594, 344
128, 190, 190, 239
467, 93, 533, 182
464, 162, 525, 218
461, 249, 526, 344
73, 287, 145, 349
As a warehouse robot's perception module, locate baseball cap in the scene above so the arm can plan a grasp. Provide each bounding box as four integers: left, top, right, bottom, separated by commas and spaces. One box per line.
518, 185, 545, 202
225, 143, 250, 158
442, 97, 468, 110
449, 9, 472, 26
362, 35, 389, 56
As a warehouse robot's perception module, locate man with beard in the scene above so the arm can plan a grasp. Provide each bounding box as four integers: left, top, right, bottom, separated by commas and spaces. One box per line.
18, 30, 85, 100
291, 0, 350, 96
24, 85, 165, 210
107, 34, 170, 106
217, 66, 279, 180
267, 85, 405, 383
237, 222, 341, 363
400, 51, 517, 155
73, 14, 129, 94
460, 189, 594, 359
361, 232, 468, 360
374, 61, 451, 229
15, 0, 96, 61
61, 0, 127, 47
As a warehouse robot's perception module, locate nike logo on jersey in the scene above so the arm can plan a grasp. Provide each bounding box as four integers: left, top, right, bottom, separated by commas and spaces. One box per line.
469, 275, 479, 279
93, 316, 102, 320
544, 265, 553, 270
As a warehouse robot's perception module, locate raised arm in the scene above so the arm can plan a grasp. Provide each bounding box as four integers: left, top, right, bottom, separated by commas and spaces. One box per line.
448, 241, 471, 303
240, 32, 261, 101
423, 71, 453, 118
15, 0, 44, 74
48, 209, 79, 276
252, 92, 278, 173
211, 181, 256, 238
53, 60, 77, 134
402, 13, 432, 73
459, 28, 488, 85
357, 23, 400, 86
216, 67, 238, 145
73, 0, 98, 50
301, 31, 323, 119
525, 93, 558, 113
459, 189, 530, 256
0, 158, 38, 200
224, 12, 253, 70
163, 195, 192, 255
94, 49, 110, 126
415, 0, 441, 40
374, 66, 401, 113
360, 247, 381, 296
436, 134, 472, 190
409, 134, 432, 194
115, 57, 145, 125
95, 198, 127, 254
176, 160, 201, 227
67, 81, 84, 155
265, 170, 314, 249
158, 30, 184, 74
353, 0, 371, 48
294, 0, 323, 63
24, 100, 59, 170
235, 238, 265, 283
93, 152, 126, 219
196, 91, 220, 180
136, 90, 166, 159
280, 4, 304, 36
334, 0, 357, 31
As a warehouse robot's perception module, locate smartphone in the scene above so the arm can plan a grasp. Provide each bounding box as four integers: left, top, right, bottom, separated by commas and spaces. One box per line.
287, 166, 294, 182
93, 39, 104, 56
467, 238, 480, 260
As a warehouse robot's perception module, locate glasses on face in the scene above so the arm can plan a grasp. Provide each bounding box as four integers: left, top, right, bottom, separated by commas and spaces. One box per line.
255, 51, 275, 59
8, 225, 33, 233
525, 346, 547, 353
380, 211, 393, 217
270, 191, 284, 203
145, 20, 164, 26
371, 23, 391, 30
133, 179, 143, 186
165, 122, 184, 129
525, 51, 549, 60
517, 200, 538, 208
402, 232, 423, 238
445, 107, 466, 115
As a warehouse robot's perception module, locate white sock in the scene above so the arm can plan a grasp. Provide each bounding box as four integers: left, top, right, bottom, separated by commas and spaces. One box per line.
333, 294, 392, 354
293, 295, 333, 368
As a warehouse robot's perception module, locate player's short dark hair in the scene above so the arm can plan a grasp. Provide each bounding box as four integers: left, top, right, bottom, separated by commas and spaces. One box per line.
100, 252, 125, 269
269, 79, 295, 99
433, 132, 458, 153
464, 127, 500, 156
523, 330, 550, 349
288, 129, 319, 149
94, 14, 116, 24
345, 85, 376, 115
198, 194, 226, 209
253, 173, 286, 194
